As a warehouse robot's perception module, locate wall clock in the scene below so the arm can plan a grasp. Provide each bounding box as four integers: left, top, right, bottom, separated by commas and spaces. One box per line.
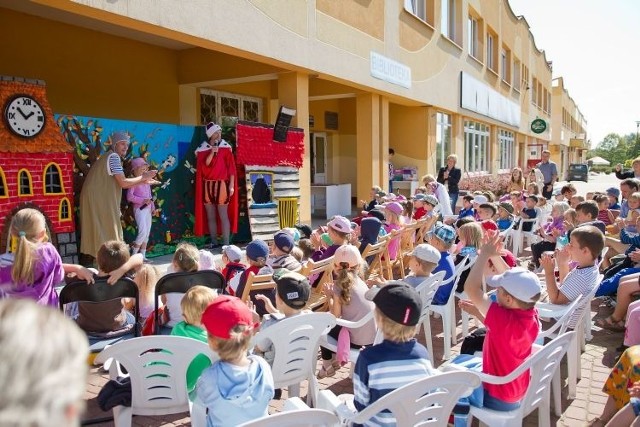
4, 95, 45, 138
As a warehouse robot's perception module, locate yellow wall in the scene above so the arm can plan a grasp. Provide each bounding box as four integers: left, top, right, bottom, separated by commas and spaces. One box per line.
316, 0, 384, 40
0, 8, 179, 123
389, 104, 429, 177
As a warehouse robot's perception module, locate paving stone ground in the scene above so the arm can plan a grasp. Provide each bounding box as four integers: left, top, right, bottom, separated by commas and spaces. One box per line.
81, 297, 622, 426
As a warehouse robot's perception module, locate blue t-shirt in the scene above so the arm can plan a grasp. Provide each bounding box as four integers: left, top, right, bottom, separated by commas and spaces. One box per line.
458, 207, 475, 219
497, 217, 513, 231
432, 252, 456, 305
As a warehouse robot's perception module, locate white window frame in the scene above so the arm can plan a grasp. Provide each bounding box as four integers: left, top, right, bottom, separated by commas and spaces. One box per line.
468, 15, 479, 59
435, 112, 452, 170
464, 120, 489, 173
498, 129, 515, 170
486, 33, 495, 70
199, 89, 263, 124
441, 0, 455, 40
407, 0, 427, 21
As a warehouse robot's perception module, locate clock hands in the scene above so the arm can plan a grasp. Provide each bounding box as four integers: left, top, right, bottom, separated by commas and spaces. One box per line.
16, 107, 35, 120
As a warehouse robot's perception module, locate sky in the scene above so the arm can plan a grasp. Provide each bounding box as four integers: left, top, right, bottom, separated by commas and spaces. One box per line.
508, 0, 640, 148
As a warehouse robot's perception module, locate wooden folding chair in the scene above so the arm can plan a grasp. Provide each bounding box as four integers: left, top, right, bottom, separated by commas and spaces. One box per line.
390, 222, 420, 279
384, 228, 404, 279
299, 256, 334, 311
240, 272, 277, 303
362, 237, 391, 281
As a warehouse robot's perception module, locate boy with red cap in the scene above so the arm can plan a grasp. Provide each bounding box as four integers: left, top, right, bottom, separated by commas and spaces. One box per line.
195, 295, 274, 426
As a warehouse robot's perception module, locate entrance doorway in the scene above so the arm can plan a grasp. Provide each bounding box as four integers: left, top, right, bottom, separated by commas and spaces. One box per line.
311, 133, 327, 184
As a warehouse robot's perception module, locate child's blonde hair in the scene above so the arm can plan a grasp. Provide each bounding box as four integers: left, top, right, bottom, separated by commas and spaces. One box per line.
334, 263, 359, 305
290, 246, 303, 262
457, 222, 483, 248
181, 286, 217, 325
629, 192, 640, 203
134, 264, 159, 309
375, 307, 417, 342
10, 208, 48, 284
209, 324, 253, 361
173, 243, 200, 272
384, 210, 403, 226
527, 182, 540, 195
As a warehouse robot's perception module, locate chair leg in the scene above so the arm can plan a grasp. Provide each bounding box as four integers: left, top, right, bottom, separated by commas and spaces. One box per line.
552, 369, 562, 417
442, 308, 451, 360
450, 302, 458, 345
113, 406, 132, 427
567, 335, 578, 399
461, 310, 470, 338
423, 319, 434, 362
289, 383, 300, 398
539, 396, 551, 427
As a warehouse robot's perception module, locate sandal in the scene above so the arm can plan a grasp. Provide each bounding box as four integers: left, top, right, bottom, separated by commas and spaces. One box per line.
317, 365, 336, 379
595, 315, 626, 332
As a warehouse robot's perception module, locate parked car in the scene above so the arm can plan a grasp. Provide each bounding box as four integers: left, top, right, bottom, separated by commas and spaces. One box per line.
566, 163, 589, 182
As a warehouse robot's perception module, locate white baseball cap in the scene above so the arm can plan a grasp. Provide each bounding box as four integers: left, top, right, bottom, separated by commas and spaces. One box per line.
485, 267, 542, 303
472, 195, 488, 205
410, 244, 441, 264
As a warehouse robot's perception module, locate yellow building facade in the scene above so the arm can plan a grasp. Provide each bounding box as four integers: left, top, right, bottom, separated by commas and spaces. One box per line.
551, 77, 588, 175
0, 0, 585, 221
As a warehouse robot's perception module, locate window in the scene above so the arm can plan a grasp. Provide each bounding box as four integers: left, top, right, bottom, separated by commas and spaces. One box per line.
441, 0, 461, 44
532, 77, 538, 106
464, 120, 489, 173
43, 163, 64, 194
59, 198, 71, 221
18, 169, 32, 196
498, 129, 515, 170
200, 89, 263, 125
0, 167, 7, 198
521, 64, 529, 92
501, 46, 511, 84
435, 112, 452, 170
486, 28, 498, 72
406, 0, 433, 24
467, 15, 479, 59
513, 58, 521, 91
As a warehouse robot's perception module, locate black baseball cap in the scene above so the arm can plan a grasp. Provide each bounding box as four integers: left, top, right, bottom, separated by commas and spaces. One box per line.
365, 282, 422, 326
275, 271, 311, 309
295, 224, 313, 239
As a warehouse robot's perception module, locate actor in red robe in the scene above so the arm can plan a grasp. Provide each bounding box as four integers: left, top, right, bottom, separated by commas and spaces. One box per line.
194, 122, 239, 246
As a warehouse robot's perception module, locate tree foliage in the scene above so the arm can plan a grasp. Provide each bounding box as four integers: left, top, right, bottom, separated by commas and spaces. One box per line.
587, 133, 640, 166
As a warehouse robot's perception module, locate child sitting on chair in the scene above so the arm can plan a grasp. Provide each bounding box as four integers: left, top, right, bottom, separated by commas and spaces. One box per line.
171, 285, 218, 396
75, 240, 144, 337
163, 243, 200, 329
267, 231, 302, 272
402, 244, 440, 289
234, 239, 274, 316
195, 295, 274, 426
352, 283, 436, 425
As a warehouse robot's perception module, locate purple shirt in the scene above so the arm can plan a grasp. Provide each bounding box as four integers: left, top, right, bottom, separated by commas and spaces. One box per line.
543, 216, 565, 236
0, 242, 64, 307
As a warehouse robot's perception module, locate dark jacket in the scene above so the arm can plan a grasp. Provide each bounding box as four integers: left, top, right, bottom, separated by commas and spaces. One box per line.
615, 169, 639, 180
437, 166, 461, 194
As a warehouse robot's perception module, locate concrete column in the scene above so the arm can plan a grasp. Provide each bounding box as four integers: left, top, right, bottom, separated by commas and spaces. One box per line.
278, 72, 310, 222
452, 114, 465, 170
357, 93, 381, 203
178, 85, 198, 125
379, 96, 389, 187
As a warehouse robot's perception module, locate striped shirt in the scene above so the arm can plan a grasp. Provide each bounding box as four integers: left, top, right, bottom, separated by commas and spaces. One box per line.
353, 339, 436, 426
559, 264, 599, 329
106, 152, 124, 176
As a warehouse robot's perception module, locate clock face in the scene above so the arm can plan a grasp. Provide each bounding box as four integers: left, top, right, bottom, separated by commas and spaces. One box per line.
4, 96, 46, 138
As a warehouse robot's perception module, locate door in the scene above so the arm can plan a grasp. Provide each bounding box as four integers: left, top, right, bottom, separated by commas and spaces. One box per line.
312, 133, 327, 184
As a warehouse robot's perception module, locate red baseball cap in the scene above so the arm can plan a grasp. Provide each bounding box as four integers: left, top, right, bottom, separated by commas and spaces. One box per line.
201, 295, 256, 339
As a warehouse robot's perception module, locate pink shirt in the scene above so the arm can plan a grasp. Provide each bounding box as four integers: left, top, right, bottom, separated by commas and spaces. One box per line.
384, 223, 402, 260
482, 303, 539, 403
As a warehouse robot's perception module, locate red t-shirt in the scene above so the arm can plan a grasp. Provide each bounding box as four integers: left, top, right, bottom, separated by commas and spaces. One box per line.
413, 206, 427, 220
482, 303, 539, 402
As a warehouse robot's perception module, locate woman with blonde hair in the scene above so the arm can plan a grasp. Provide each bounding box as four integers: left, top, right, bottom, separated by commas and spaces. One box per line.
508, 167, 526, 192
437, 154, 462, 213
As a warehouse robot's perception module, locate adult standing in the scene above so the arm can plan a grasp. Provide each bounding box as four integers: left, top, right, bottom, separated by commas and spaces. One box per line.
437, 154, 461, 214
194, 122, 239, 248
388, 148, 395, 193
536, 150, 558, 200
79, 131, 157, 260
615, 158, 640, 180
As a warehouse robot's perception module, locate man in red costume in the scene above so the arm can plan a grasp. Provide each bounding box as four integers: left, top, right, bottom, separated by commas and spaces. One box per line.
195, 122, 239, 247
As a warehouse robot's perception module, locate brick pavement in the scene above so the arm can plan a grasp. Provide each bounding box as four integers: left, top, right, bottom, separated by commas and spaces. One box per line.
81, 298, 623, 426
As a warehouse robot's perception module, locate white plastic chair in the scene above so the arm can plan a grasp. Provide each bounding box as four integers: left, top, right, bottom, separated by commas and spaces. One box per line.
94, 336, 217, 427
468, 331, 575, 427
452, 257, 478, 338
511, 217, 540, 257
413, 270, 447, 361
317, 310, 378, 377
237, 406, 340, 427
251, 312, 335, 407
535, 295, 582, 414
317, 371, 481, 426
